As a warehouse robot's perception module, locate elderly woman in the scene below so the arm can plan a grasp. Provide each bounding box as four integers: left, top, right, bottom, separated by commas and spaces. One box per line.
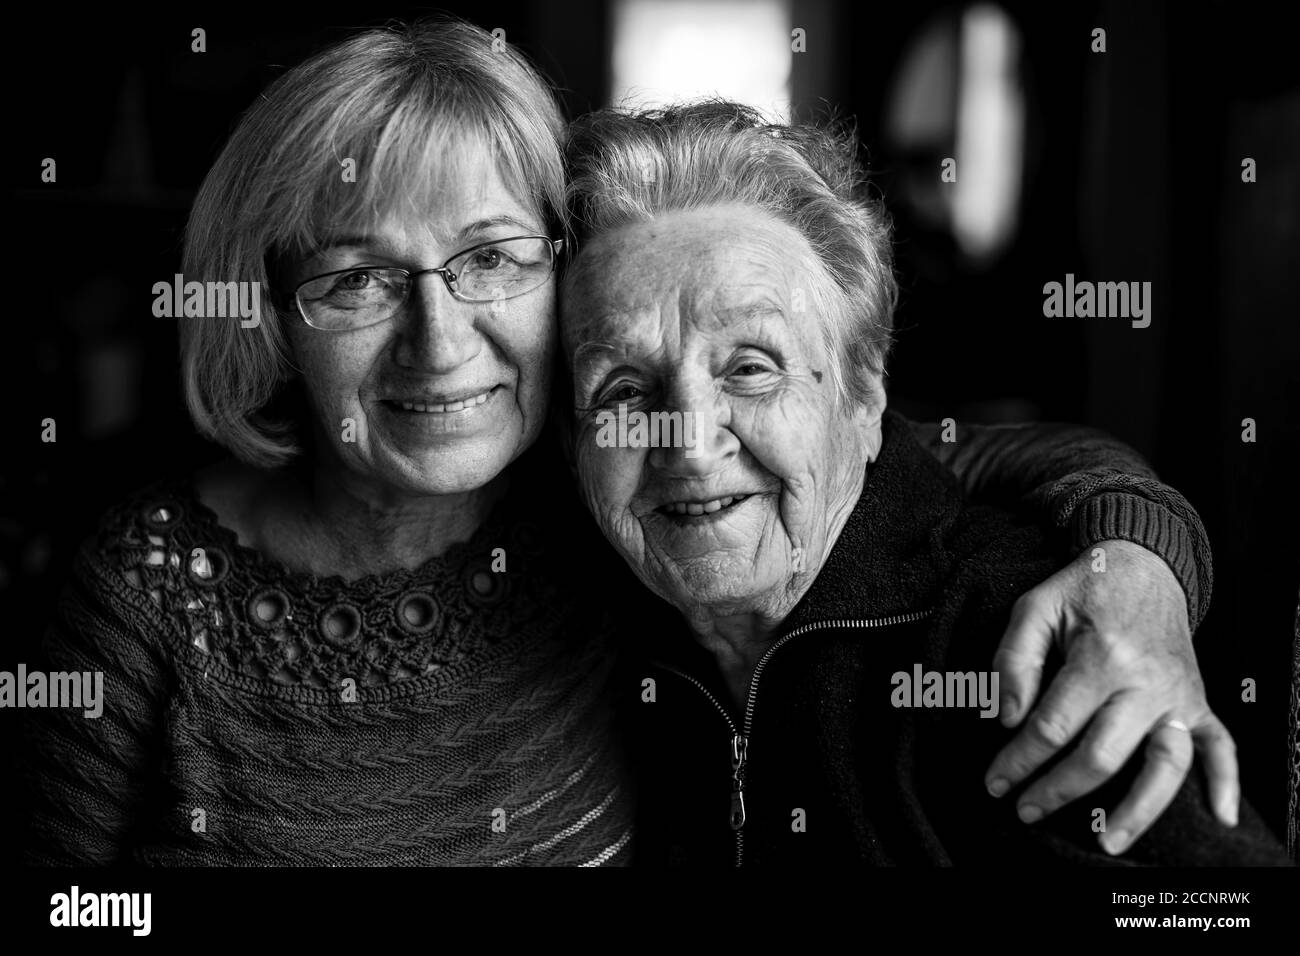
23, 21, 1233, 866
560, 102, 1290, 866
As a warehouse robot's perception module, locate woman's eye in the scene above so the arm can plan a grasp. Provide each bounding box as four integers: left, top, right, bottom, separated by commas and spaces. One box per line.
335, 271, 374, 291
328, 270, 397, 296
470, 248, 505, 270
732, 362, 771, 376
604, 383, 643, 404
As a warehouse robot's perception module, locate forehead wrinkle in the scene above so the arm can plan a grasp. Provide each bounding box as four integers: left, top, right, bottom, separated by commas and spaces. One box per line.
573, 341, 617, 365
711, 294, 787, 326
569, 299, 672, 367
567, 204, 828, 359
564, 233, 656, 315
712, 214, 831, 319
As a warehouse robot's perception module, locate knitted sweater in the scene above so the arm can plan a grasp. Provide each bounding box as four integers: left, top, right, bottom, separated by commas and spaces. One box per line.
625, 412, 1289, 866
21, 421, 1213, 866
23, 445, 633, 866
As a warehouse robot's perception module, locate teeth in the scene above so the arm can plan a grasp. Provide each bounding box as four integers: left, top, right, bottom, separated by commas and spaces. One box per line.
662, 494, 747, 515
397, 390, 492, 413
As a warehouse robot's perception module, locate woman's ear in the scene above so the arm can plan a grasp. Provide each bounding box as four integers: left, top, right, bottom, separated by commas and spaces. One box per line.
855, 373, 887, 462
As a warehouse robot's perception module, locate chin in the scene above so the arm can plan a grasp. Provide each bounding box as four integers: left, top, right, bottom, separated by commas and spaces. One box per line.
658, 554, 770, 610
369, 442, 518, 497
416, 452, 514, 496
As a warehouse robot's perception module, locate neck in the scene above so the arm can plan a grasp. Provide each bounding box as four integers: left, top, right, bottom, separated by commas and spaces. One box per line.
198, 453, 507, 581
681, 462, 867, 710
297, 462, 504, 580
683, 609, 781, 710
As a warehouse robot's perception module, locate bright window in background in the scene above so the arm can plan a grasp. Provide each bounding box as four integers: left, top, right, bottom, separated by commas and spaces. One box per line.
887, 3, 1025, 264
953, 5, 1024, 260
610, 0, 793, 120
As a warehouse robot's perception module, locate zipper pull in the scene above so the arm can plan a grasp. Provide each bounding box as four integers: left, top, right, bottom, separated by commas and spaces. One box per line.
730, 733, 748, 830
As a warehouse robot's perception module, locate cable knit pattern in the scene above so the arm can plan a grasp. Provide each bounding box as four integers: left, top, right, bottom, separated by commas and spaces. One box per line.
23, 472, 634, 866
1050, 473, 1211, 631
913, 420, 1213, 632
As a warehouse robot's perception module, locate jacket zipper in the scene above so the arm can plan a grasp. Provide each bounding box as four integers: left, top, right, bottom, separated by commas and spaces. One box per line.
651, 664, 746, 863
656, 608, 931, 867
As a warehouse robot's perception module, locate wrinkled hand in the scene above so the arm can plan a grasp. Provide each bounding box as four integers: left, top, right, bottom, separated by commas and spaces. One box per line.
985, 539, 1239, 855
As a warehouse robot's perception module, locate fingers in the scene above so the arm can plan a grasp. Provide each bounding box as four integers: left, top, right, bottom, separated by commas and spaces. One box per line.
1192, 713, 1240, 827
1013, 693, 1159, 826
1097, 719, 1194, 855
984, 661, 1108, 799
992, 592, 1057, 728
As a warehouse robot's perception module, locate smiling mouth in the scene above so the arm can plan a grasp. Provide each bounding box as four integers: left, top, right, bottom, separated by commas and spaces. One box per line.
384, 386, 499, 414
655, 494, 752, 518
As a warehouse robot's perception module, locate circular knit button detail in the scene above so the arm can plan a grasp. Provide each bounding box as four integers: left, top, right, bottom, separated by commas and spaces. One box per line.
394, 591, 439, 635
464, 561, 506, 606
144, 501, 183, 530
319, 603, 363, 649
248, 588, 291, 629
187, 545, 229, 586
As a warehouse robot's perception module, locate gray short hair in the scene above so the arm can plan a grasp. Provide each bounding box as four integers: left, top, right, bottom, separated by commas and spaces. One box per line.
180, 18, 566, 468
563, 101, 896, 407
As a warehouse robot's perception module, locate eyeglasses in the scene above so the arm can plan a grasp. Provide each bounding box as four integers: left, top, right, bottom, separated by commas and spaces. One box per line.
292, 235, 564, 332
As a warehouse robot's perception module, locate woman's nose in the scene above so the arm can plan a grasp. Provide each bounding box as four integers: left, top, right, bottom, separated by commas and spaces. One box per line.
393, 274, 483, 372
648, 376, 739, 474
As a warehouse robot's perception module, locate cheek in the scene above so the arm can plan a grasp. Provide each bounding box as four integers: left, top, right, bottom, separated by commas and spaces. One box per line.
575, 440, 643, 519
504, 294, 557, 392
292, 330, 379, 417
732, 386, 837, 480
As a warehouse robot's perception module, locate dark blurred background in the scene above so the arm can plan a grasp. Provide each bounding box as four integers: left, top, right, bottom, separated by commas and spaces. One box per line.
4, 1, 1297, 857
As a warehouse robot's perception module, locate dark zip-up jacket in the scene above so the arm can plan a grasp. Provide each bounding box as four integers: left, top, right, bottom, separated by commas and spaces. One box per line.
623, 411, 1290, 867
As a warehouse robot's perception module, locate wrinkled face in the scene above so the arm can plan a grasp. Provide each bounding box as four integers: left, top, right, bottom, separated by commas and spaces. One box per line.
562, 204, 879, 616
284, 148, 554, 500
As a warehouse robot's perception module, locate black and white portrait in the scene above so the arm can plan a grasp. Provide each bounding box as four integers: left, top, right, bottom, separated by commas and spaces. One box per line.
2, 0, 1296, 939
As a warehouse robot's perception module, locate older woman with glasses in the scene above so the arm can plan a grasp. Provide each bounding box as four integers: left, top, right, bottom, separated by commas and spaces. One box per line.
24, 19, 1236, 866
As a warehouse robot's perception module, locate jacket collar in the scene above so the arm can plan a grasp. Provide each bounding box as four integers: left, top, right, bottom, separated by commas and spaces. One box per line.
780, 409, 964, 633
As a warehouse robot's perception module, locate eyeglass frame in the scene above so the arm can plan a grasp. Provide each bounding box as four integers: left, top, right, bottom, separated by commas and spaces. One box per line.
288, 234, 565, 332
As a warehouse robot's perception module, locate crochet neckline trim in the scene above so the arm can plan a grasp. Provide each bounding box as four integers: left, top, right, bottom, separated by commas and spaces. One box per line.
162, 471, 512, 593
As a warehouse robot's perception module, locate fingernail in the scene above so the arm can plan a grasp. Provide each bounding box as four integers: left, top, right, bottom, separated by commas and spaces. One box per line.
1018, 803, 1043, 824
1102, 829, 1131, 855
1221, 800, 1239, 828
987, 777, 1010, 798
